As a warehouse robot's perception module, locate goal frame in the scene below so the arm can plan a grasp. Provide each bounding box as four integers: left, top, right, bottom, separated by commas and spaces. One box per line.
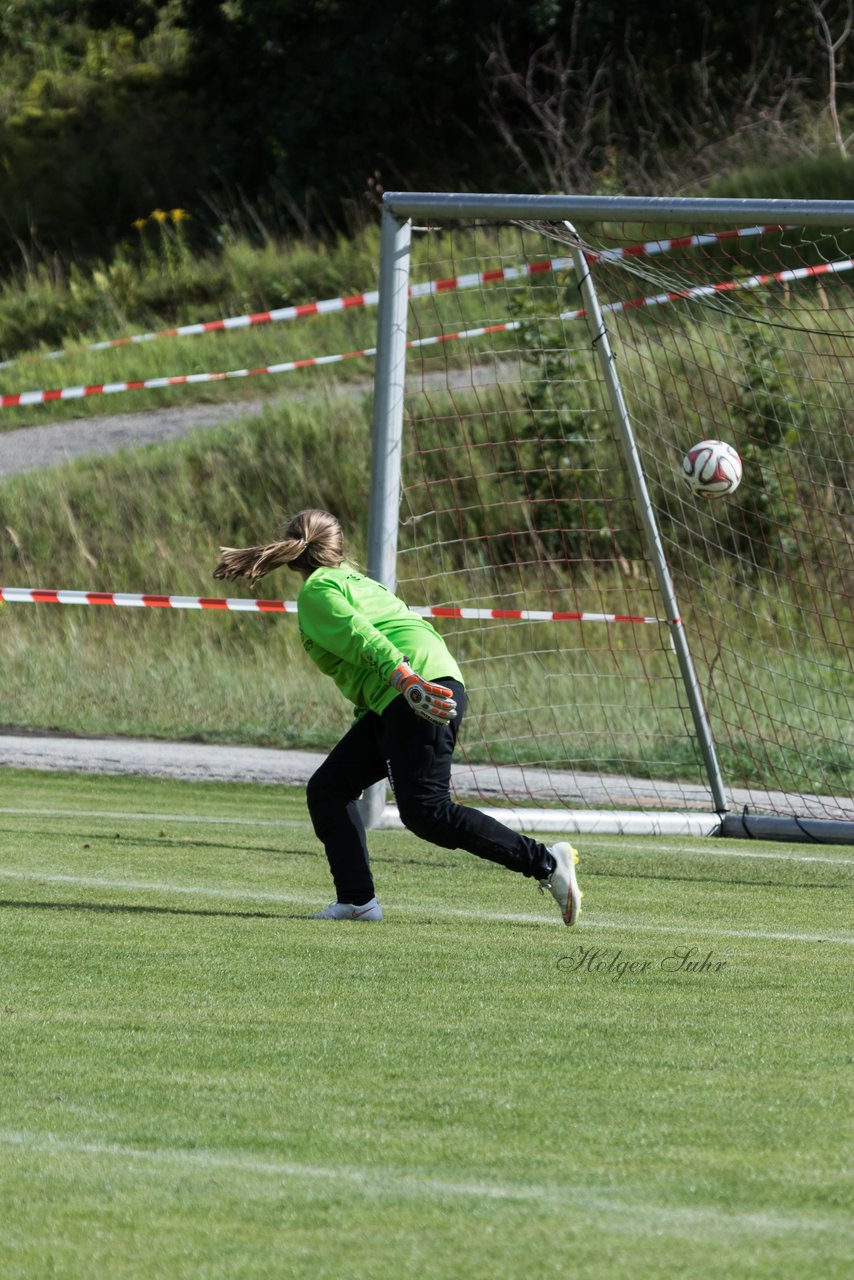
363, 192, 854, 844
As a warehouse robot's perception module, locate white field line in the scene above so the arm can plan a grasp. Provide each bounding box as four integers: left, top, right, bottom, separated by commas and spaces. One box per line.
2, 807, 853, 865
590, 917, 854, 944
0, 868, 851, 944
0, 868, 313, 906
0, 1130, 842, 1235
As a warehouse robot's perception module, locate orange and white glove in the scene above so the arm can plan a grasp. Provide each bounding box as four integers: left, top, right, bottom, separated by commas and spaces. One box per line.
389, 660, 457, 726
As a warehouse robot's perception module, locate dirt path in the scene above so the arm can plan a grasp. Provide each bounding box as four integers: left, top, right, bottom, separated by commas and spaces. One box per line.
0, 394, 286, 477
0, 361, 506, 477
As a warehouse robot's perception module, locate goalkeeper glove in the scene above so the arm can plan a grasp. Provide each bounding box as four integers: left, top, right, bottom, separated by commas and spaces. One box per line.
389, 660, 457, 725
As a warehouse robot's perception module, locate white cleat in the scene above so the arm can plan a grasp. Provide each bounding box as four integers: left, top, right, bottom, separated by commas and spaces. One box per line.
310, 897, 383, 921
540, 842, 582, 926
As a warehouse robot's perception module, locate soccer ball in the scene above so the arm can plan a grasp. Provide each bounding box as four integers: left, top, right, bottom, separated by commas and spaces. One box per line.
681, 439, 743, 499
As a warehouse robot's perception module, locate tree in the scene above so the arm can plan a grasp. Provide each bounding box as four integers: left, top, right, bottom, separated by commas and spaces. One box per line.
180, 1, 587, 228
809, 0, 854, 155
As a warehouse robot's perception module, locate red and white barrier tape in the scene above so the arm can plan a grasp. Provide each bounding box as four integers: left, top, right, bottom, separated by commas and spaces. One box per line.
593, 224, 784, 264
0, 348, 378, 407
1, 254, 847, 410
0, 224, 781, 369
0, 265, 559, 368
559, 256, 854, 322
0, 586, 667, 625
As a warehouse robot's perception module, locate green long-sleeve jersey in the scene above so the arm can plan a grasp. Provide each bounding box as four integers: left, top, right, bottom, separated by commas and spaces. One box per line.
297, 565, 463, 717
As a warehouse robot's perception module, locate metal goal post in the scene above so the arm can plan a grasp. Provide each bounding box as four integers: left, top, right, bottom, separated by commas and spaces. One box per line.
362, 193, 854, 845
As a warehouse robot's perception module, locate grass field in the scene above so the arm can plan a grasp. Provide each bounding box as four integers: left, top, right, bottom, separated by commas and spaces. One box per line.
0, 768, 851, 1279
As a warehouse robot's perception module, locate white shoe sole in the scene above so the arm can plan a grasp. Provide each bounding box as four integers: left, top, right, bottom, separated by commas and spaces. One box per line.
543, 843, 582, 926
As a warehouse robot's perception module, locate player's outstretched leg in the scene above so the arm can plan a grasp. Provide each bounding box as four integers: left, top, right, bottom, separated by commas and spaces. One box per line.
539, 842, 582, 926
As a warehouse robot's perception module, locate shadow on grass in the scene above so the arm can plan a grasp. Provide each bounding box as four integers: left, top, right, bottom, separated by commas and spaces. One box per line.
0, 825, 459, 869
587, 866, 852, 891
0, 897, 315, 921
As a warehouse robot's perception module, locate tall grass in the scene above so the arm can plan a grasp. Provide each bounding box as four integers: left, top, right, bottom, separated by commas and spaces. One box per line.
0, 225, 552, 428
0, 222, 363, 343
0, 395, 373, 588
0, 397, 370, 748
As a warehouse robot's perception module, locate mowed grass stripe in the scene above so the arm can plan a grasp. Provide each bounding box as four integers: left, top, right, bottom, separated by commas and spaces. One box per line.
1, 867, 852, 944
0, 1129, 842, 1235
1, 774, 851, 1280
0, 805, 307, 830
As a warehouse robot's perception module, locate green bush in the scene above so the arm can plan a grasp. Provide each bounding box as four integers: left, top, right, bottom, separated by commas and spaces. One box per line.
702, 152, 854, 202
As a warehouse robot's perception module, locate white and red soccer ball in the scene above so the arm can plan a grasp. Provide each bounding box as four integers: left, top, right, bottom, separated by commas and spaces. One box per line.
682, 439, 743, 499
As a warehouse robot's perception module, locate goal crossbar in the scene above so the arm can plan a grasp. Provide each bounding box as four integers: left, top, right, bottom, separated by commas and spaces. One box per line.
384, 191, 854, 226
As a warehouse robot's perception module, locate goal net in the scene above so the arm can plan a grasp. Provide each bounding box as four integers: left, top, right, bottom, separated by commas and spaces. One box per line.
370, 195, 853, 840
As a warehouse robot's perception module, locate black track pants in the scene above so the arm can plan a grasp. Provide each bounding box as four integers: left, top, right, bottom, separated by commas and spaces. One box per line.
305, 680, 553, 904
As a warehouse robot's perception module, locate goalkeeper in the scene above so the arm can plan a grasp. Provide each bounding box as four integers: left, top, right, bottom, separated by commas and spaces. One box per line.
214, 508, 581, 926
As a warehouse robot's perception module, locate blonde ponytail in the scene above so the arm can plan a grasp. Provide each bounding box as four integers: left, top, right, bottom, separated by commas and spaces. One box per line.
213, 509, 344, 580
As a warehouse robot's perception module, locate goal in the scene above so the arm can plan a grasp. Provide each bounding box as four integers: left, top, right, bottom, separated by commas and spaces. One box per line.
366, 194, 854, 843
